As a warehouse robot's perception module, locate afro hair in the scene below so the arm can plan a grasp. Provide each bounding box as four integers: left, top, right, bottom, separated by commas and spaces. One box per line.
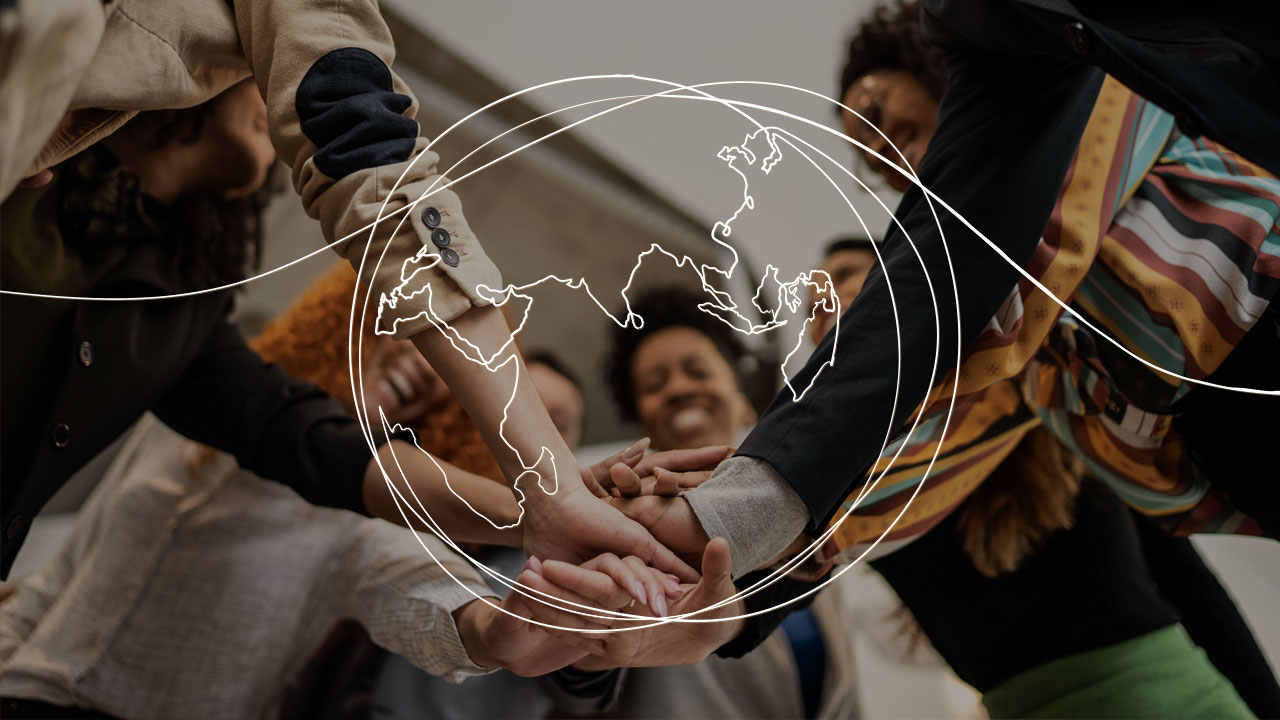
605, 286, 748, 421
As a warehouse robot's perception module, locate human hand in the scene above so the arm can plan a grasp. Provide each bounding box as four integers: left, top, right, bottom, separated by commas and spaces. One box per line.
521, 461, 702, 583
579, 437, 652, 497
454, 590, 586, 677
519, 538, 744, 668
600, 445, 732, 498
455, 554, 682, 677
608, 494, 711, 570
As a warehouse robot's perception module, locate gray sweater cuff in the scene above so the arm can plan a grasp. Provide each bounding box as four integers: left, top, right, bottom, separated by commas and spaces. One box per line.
684, 456, 809, 578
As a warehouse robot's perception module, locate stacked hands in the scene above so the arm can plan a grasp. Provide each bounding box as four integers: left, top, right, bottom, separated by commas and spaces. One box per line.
455, 438, 745, 676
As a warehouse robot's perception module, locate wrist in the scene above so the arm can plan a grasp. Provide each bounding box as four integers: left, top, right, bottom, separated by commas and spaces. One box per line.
517, 459, 588, 508
718, 599, 748, 643
453, 600, 501, 671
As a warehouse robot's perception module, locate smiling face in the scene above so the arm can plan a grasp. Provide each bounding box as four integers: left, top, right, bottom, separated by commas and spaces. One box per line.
841, 69, 939, 192
629, 326, 755, 451
360, 338, 451, 428
810, 246, 879, 344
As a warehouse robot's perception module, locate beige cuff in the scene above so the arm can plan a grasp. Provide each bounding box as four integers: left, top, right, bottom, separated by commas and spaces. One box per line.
302, 136, 504, 340
398, 576, 498, 683
369, 164, 505, 340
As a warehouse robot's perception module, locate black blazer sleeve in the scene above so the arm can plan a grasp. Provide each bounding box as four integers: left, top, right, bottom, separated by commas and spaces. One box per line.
737, 40, 1104, 534
151, 317, 374, 514
714, 570, 821, 659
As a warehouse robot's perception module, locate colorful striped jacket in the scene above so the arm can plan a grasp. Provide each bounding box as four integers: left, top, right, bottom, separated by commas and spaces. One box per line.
813, 77, 1280, 571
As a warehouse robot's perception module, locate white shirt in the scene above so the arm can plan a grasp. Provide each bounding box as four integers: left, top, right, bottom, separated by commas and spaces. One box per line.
0, 416, 493, 719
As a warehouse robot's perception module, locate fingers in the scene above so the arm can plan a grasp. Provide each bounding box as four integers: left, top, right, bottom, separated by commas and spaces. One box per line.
628, 521, 701, 583
617, 437, 652, 467
610, 467, 712, 498
632, 445, 732, 476
513, 570, 612, 655
579, 465, 608, 499
589, 437, 651, 492
664, 538, 734, 620
578, 552, 649, 607
541, 555, 640, 613
609, 463, 644, 498
17, 169, 54, 189
621, 555, 675, 616
665, 468, 714, 489
648, 467, 679, 496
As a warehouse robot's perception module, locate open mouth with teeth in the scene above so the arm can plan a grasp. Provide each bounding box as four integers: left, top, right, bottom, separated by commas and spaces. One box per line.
662, 398, 725, 443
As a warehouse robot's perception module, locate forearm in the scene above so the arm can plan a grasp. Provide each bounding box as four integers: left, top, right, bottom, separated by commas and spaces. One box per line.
409, 305, 576, 496
363, 440, 521, 546
453, 599, 501, 671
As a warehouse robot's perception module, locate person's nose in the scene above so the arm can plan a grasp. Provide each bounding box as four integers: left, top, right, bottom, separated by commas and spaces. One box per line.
661, 370, 702, 402
864, 135, 891, 172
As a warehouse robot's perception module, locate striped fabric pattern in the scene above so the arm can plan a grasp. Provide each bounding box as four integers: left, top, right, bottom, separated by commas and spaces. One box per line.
1029, 126, 1280, 533
813, 77, 1278, 570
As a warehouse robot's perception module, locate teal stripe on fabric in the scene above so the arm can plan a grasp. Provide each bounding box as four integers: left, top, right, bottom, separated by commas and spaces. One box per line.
1038, 408, 1208, 511
1262, 232, 1280, 258
1175, 171, 1280, 232
845, 413, 981, 510
846, 472, 926, 510
1131, 105, 1174, 170
1065, 362, 1087, 415
895, 412, 947, 452
1183, 137, 1234, 176
1075, 271, 1186, 374
1116, 103, 1174, 216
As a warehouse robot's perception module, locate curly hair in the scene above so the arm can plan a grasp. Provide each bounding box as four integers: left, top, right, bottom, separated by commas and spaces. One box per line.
114, 87, 273, 290
837, 0, 948, 106
250, 262, 504, 481
605, 286, 748, 421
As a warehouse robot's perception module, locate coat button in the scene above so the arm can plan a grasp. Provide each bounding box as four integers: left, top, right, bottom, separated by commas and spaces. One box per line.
431, 227, 451, 248
51, 423, 71, 448
1065, 21, 1090, 55
5, 516, 25, 541
440, 247, 460, 267
78, 340, 94, 367
422, 207, 442, 228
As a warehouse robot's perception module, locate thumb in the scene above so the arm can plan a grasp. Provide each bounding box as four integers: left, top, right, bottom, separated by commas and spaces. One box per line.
700, 537, 733, 590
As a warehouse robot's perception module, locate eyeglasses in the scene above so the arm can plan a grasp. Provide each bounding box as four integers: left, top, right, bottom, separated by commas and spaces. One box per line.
845, 76, 889, 150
